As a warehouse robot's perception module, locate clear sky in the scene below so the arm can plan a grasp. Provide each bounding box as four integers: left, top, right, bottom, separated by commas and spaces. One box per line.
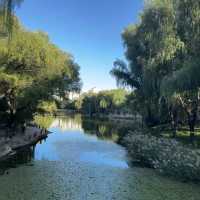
16, 0, 143, 92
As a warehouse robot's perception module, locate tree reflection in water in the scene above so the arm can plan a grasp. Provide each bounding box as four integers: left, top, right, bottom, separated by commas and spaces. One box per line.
0, 114, 136, 174
81, 116, 136, 142
48, 114, 135, 142
39, 114, 136, 142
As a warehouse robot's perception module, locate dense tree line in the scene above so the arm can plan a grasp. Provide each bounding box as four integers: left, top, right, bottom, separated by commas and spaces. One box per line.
0, 14, 81, 129
111, 0, 200, 137
71, 89, 131, 116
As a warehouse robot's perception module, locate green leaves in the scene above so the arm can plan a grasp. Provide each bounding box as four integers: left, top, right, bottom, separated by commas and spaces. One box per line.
0, 0, 23, 39
0, 15, 81, 124
111, 0, 200, 127
79, 89, 128, 115
111, 0, 182, 124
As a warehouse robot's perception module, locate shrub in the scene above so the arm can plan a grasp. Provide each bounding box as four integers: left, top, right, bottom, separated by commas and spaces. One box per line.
37, 100, 57, 114
124, 132, 200, 181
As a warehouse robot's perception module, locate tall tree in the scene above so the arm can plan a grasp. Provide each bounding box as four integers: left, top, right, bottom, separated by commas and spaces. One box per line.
161, 0, 200, 137
0, 17, 81, 128
0, 0, 23, 38
111, 0, 183, 126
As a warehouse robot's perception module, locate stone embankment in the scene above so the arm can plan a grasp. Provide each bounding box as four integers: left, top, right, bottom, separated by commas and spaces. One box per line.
0, 127, 48, 161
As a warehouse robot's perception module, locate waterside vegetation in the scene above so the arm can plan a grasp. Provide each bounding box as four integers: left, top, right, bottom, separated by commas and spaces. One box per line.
1, 0, 200, 183
0, 12, 81, 133
110, 0, 200, 181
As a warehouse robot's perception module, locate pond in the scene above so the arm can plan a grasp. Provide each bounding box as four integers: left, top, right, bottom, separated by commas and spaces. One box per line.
0, 114, 199, 200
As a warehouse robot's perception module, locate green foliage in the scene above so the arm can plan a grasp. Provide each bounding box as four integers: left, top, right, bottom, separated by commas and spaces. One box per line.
37, 100, 57, 114
75, 89, 129, 116
111, 0, 200, 133
33, 115, 54, 129
111, 0, 184, 125
0, 0, 23, 39
0, 16, 81, 126
125, 132, 200, 181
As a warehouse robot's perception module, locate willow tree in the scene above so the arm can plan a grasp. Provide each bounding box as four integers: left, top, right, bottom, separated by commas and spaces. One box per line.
161, 0, 200, 137
0, 0, 23, 38
111, 0, 183, 126
0, 18, 81, 128
162, 61, 200, 137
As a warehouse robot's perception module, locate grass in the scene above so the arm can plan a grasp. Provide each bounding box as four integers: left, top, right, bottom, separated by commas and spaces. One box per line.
147, 123, 200, 149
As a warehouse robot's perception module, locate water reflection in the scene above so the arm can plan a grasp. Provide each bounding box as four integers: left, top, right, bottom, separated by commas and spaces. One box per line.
0, 115, 200, 200
2, 114, 200, 170
0, 115, 136, 171
81, 119, 119, 141
50, 115, 82, 132
33, 114, 133, 142
33, 115, 54, 129
33, 115, 130, 168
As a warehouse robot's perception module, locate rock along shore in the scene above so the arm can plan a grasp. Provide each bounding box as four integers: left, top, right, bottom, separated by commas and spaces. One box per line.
0, 126, 49, 161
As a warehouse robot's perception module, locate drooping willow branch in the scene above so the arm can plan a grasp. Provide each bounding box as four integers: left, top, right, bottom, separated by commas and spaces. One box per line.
0, 0, 23, 39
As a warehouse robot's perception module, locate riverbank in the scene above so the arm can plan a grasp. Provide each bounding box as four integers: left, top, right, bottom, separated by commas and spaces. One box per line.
123, 131, 200, 182
56, 109, 140, 121
1, 114, 200, 200
0, 127, 49, 161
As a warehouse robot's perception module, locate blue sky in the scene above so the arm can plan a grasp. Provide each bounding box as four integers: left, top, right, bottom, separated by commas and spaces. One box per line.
16, 0, 143, 92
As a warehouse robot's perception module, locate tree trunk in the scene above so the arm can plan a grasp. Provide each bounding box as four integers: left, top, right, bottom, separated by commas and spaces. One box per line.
178, 92, 199, 140
187, 111, 197, 139
171, 111, 178, 138
169, 105, 178, 138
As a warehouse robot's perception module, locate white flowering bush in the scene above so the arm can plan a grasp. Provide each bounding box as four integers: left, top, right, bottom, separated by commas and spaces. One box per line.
124, 132, 200, 181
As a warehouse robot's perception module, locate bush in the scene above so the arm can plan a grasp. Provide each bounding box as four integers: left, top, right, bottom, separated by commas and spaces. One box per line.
33, 115, 54, 129
37, 100, 57, 114
124, 132, 200, 181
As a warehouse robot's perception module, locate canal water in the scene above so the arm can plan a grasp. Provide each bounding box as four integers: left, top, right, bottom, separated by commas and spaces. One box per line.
0, 115, 199, 200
